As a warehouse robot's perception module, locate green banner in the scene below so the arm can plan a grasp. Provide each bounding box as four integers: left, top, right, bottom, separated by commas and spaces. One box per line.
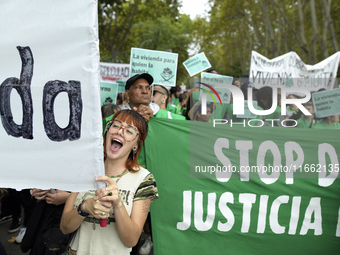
146, 119, 340, 255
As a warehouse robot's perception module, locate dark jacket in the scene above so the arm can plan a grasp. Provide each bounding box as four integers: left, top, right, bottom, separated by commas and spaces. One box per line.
21, 200, 72, 255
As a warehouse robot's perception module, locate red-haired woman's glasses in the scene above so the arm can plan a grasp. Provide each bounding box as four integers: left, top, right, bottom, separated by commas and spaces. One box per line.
106, 120, 139, 142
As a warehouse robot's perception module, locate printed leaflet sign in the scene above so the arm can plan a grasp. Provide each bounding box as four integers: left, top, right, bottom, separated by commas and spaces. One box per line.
130, 48, 178, 86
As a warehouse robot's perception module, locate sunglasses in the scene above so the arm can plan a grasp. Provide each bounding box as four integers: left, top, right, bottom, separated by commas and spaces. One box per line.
152, 90, 166, 96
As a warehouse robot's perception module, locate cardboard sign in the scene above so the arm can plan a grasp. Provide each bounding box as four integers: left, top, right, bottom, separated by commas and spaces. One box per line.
100, 62, 130, 82
100, 82, 119, 105
130, 48, 178, 86
312, 88, 340, 118
183, 52, 212, 76
200, 72, 233, 104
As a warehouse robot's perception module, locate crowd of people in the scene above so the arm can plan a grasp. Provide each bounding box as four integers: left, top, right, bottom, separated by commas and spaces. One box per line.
0, 71, 339, 255
102, 72, 340, 129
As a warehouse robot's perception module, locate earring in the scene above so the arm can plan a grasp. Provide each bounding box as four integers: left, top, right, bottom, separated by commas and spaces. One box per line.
132, 147, 137, 160
161, 99, 165, 103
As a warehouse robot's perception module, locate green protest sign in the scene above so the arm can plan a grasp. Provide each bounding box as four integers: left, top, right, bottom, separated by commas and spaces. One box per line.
200, 72, 233, 104
130, 48, 178, 86
183, 52, 212, 76
100, 82, 118, 105
145, 118, 340, 255
237, 100, 257, 118
312, 88, 340, 118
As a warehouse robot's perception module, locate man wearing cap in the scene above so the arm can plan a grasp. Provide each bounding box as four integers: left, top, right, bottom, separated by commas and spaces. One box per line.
121, 73, 157, 122
121, 73, 185, 121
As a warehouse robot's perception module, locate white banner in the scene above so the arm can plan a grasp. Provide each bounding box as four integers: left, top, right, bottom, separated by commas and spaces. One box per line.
249, 51, 340, 91
100, 62, 130, 83
0, 0, 104, 191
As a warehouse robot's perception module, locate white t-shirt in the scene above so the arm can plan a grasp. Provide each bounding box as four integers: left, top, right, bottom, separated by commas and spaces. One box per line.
69, 167, 158, 255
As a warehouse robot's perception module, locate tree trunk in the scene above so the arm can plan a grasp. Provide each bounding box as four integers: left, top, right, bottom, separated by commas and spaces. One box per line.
115, 1, 140, 60
281, 1, 289, 52
258, 0, 277, 57
271, 0, 310, 58
297, 0, 310, 63
322, 2, 329, 58
322, 0, 338, 52
243, 14, 271, 54
310, 0, 318, 63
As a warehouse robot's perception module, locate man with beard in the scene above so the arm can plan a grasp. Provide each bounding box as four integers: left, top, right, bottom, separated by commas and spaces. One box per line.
169, 86, 181, 106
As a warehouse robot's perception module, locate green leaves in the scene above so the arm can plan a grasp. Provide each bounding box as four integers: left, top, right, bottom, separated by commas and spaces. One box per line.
98, 0, 193, 83
192, 0, 340, 78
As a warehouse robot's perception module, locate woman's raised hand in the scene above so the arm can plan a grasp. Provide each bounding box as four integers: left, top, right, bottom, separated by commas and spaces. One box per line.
95, 176, 122, 209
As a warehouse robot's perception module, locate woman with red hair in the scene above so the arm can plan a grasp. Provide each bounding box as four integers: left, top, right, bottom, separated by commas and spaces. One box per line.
61, 110, 158, 255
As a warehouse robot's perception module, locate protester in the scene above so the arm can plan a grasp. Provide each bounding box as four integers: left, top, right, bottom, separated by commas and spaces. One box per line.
151, 85, 168, 110
152, 85, 185, 120
119, 76, 184, 254
0, 189, 36, 244
233, 78, 242, 88
101, 104, 121, 120
188, 101, 215, 122
177, 93, 187, 111
117, 73, 185, 121
0, 189, 8, 255
240, 81, 258, 101
166, 99, 182, 115
312, 114, 340, 129
121, 92, 129, 109
295, 101, 316, 128
0, 189, 23, 234
183, 87, 200, 120
169, 86, 181, 106
223, 82, 262, 125
60, 110, 159, 255
285, 93, 300, 118
253, 86, 278, 126
120, 73, 156, 122
20, 189, 71, 254
206, 68, 218, 74
116, 93, 124, 108
265, 87, 286, 127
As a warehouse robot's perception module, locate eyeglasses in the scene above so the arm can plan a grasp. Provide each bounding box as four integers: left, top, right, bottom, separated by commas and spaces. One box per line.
106, 120, 139, 142
152, 90, 166, 96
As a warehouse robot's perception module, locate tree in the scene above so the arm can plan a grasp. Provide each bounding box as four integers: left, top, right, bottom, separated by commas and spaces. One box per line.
98, 0, 193, 83
98, 0, 141, 63
192, 0, 340, 77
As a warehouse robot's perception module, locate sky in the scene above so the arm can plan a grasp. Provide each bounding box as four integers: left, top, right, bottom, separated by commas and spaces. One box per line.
180, 0, 210, 19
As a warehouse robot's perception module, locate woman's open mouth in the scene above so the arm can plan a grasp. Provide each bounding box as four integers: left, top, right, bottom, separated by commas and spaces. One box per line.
111, 138, 123, 152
